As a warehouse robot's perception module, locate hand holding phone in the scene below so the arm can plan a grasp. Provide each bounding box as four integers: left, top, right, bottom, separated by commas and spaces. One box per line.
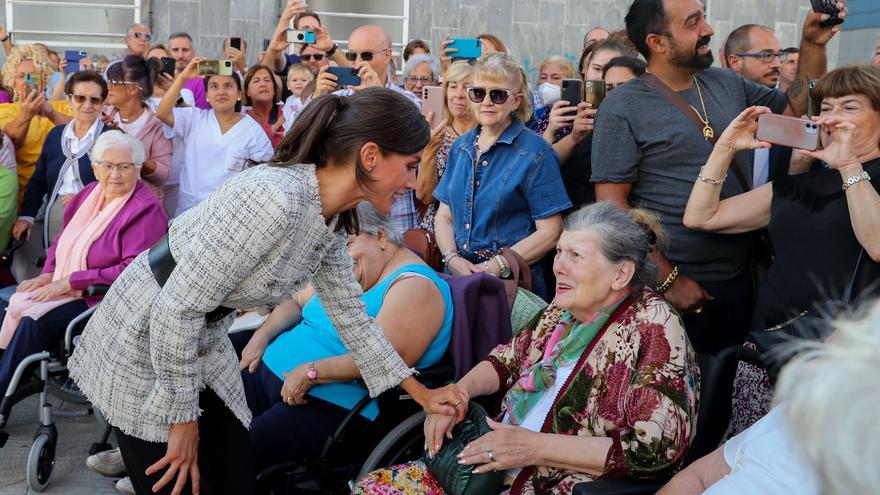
560, 79, 582, 117
287, 29, 316, 44
198, 60, 234, 76
756, 113, 819, 151
809, 0, 845, 28
327, 66, 361, 87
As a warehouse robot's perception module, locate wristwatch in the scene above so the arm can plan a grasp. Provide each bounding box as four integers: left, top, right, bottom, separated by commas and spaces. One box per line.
326, 43, 338, 57
306, 362, 318, 382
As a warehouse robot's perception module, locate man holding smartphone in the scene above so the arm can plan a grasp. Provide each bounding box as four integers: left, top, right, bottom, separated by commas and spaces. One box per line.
590, 0, 847, 354
261, 1, 349, 80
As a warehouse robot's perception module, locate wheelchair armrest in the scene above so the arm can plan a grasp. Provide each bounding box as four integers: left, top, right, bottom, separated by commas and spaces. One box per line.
86, 285, 111, 297
64, 305, 99, 354
572, 479, 667, 495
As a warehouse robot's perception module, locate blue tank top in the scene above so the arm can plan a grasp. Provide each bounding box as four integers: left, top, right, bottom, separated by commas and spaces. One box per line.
261, 264, 453, 420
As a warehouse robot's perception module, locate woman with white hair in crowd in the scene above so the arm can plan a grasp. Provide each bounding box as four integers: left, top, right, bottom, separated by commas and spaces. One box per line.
0, 130, 168, 421
403, 53, 442, 97
660, 299, 880, 494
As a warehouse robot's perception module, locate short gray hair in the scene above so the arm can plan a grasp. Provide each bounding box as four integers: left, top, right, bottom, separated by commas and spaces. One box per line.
403, 54, 441, 81
89, 130, 146, 167
775, 300, 880, 495
127, 23, 150, 37
562, 201, 663, 290
356, 202, 402, 246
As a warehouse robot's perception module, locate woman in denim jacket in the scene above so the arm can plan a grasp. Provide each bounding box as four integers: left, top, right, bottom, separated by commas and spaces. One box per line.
434, 53, 571, 299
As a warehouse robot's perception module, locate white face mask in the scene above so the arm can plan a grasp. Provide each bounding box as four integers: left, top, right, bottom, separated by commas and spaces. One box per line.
538, 82, 561, 107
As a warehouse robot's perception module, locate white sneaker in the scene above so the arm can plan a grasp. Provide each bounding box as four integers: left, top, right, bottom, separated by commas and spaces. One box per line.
115, 476, 135, 495
86, 447, 127, 477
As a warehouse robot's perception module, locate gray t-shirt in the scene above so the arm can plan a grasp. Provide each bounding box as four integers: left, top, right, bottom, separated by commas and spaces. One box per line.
591, 67, 788, 281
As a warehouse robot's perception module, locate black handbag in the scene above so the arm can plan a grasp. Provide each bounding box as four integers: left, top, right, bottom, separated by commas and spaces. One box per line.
422, 401, 505, 495
148, 235, 236, 324
747, 249, 865, 383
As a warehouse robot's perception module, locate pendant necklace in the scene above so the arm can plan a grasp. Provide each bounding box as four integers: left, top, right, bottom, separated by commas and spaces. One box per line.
689, 77, 715, 140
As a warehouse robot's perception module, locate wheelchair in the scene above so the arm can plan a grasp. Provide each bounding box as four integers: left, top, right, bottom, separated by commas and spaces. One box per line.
0, 284, 110, 492
252, 271, 517, 494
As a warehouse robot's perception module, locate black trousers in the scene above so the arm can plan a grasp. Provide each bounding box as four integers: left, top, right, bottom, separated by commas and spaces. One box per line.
114, 388, 253, 495
682, 269, 755, 355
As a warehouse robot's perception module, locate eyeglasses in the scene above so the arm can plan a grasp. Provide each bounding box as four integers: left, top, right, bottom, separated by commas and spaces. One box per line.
345, 50, 384, 62
132, 32, 153, 41
735, 50, 788, 63
467, 87, 513, 105
95, 161, 138, 173
70, 94, 104, 105
300, 53, 325, 62
405, 76, 434, 85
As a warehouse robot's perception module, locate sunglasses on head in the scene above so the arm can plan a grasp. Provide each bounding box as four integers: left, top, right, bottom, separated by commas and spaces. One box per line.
70, 94, 104, 105
467, 87, 513, 105
300, 53, 325, 62
345, 50, 383, 62
132, 32, 153, 41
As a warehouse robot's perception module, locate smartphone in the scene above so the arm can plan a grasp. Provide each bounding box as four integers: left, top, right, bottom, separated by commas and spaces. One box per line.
262, 38, 271, 51
287, 29, 316, 44
807, 79, 818, 118
756, 114, 820, 151
560, 79, 582, 116
64, 50, 87, 69
421, 86, 444, 128
24, 72, 44, 94
160, 57, 176, 76
448, 38, 482, 60
584, 80, 606, 107
197, 60, 234, 76
230, 37, 242, 51
328, 66, 361, 87
809, 0, 844, 28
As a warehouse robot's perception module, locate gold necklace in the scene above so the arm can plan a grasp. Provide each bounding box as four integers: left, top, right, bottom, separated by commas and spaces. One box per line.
689, 77, 715, 140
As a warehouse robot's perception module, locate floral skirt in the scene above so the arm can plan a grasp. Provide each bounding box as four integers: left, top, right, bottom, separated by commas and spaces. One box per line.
354, 461, 446, 495
726, 341, 774, 439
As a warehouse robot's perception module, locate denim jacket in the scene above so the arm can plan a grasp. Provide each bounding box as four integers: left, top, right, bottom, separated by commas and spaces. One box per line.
434, 120, 571, 254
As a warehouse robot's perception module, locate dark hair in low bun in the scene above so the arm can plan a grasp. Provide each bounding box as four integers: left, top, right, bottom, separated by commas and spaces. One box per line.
105, 55, 160, 101
271, 87, 431, 234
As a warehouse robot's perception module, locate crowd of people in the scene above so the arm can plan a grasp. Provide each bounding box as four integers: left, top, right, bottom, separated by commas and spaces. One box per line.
0, 0, 877, 494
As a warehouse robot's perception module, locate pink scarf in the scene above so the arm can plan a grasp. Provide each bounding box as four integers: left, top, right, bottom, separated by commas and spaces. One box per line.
0, 184, 133, 349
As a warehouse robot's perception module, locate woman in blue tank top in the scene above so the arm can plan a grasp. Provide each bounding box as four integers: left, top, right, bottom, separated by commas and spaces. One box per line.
236, 203, 453, 473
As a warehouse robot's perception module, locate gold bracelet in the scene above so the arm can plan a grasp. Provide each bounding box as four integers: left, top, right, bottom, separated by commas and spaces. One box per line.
697, 166, 726, 185
656, 266, 679, 294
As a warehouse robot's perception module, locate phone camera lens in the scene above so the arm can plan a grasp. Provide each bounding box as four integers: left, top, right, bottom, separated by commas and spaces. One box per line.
297, 34, 304, 41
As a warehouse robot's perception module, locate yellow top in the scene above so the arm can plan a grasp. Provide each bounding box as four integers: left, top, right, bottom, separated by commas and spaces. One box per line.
0, 100, 72, 204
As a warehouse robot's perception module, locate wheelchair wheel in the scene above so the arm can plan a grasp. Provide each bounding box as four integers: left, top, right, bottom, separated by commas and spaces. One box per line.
46, 375, 89, 405
356, 411, 426, 482
27, 431, 56, 492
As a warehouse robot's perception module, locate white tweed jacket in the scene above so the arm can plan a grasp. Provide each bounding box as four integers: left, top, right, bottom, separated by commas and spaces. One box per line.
68, 163, 413, 442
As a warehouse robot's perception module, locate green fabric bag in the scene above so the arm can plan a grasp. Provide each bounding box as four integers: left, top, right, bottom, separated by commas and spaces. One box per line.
422, 402, 505, 495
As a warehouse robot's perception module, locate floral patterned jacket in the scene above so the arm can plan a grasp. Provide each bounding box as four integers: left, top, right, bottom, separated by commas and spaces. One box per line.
486, 288, 700, 495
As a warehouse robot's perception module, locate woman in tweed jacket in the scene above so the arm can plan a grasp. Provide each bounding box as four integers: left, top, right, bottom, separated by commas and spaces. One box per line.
68, 88, 468, 495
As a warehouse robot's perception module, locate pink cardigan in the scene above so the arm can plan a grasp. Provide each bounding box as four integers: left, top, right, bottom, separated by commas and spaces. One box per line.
44, 180, 169, 306
131, 111, 172, 200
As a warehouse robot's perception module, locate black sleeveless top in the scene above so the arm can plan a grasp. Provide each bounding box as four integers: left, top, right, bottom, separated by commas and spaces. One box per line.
752, 158, 880, 329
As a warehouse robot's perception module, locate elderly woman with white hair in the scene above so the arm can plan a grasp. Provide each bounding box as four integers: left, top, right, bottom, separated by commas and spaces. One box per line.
403, 54, 441, 96
0, 130, 168, 399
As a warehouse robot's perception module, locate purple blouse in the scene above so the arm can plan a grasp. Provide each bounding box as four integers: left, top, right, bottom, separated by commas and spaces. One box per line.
43, 180, 169, 305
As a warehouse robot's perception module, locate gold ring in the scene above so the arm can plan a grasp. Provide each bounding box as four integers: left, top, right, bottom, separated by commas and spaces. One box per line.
454, 400, 463, 406
694, 307, 704, 314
